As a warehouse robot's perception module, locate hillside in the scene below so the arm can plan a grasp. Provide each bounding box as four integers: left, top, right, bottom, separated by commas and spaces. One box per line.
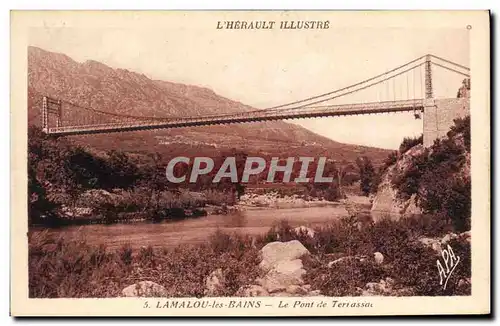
27, 46, 390, 163
371, 116, 471, 231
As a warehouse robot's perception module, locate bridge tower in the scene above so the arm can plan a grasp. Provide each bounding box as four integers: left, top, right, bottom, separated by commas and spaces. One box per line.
41, 96, 63, 132
422, 55, 470, 147
41, 96, 48, 132
424, 54, 433, 99
56, 99, 62, 128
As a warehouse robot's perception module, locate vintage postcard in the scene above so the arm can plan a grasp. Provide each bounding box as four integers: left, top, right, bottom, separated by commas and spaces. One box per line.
10, 10, 490, 316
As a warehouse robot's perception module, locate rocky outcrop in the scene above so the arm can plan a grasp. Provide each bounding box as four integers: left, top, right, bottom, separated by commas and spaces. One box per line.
239, 192, 340, 209
371, 145, 424, 222
417, 230, 471, 253
121, 281, 169, 297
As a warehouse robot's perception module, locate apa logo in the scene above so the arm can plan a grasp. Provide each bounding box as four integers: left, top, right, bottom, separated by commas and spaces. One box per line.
436, 244, 461, 290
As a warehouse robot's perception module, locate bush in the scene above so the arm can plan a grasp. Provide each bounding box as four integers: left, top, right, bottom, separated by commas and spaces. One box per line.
303, 216, 471, 297
304, 257, 385, 296
399, 134, 423, 155
29, 229, 261, 298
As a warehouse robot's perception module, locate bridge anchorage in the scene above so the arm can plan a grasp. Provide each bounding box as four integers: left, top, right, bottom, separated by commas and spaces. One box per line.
39, 54, 470, 146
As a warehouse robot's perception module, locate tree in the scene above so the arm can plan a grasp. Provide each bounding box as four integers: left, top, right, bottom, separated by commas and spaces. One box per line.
106, 150, 139, 189
356, 156, 375, 196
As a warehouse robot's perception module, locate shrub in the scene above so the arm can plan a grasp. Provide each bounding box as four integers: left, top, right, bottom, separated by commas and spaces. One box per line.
304, 257, 385, 297
383, 151, 398, 169
304, 216, 471, 296
399, 134, 423, 155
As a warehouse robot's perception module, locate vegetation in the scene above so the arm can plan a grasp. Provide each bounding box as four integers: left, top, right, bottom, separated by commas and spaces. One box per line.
391, 116, 471, 231
28, 126, 349, 226
28, 126, 240, 226
355, 156, 376, 196
399, 134, 423, 155
29, 214, 471, 298
28, 117, 472, 298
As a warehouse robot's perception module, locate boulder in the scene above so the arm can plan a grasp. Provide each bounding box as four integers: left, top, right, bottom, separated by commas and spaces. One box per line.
236, 285, 269, 297
374, 252, 384, 265
259, 240, 310, 271
327, 255, 367, 268
441, 233, 459, 245
257, 262, 306, 294
258, 259, 307, 292
459, 231, 471, 244
286, 285, 309, 295
360, 277, 414, 297
365, 282, 385, 293
457, 278, 471, 292
121, 281, 168, 297
385, 277, 395, 287
60, 205, 93, 218
293, 226, 315, 238
418, 237, 442, 252
204, 268, 225, 296
273, 259, 306, 278
237, 240, 324, 297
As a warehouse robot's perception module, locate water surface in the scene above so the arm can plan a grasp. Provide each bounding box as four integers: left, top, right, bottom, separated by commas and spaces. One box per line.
34, 206, 349, 249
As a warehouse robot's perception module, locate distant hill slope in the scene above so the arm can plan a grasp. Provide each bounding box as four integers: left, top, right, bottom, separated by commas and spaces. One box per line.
27, 46, 390, 163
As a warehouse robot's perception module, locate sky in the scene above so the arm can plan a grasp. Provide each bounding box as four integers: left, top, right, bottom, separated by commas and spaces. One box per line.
28, 12, 470, 149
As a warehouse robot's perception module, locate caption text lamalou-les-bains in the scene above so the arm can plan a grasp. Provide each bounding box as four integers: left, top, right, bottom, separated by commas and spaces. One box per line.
165, 156, 338, 184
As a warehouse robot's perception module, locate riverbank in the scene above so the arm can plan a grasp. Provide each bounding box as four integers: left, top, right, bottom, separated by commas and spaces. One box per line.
29, 214, 471, 298
238, 192, 342, 209
31, 188, 239, 227
31, 188, 346, 228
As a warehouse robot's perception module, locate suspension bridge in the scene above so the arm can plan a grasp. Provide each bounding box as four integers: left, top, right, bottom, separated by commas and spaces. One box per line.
39, 54, 470, 145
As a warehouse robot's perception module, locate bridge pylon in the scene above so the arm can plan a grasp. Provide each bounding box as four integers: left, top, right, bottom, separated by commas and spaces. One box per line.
41, 96, 62, 132
424, 54, 433, 99
41, 96, 48, 133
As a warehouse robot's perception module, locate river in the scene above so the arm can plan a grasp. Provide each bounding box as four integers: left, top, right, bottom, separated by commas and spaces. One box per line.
33, 205, 352, 249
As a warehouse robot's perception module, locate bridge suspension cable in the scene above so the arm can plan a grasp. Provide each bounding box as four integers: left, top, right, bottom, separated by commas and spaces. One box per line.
261, 55, 427, 111
56, 54, 467, 121
430, 54, 470, 71
53, 59, 427, 123
37, 53, 470, 134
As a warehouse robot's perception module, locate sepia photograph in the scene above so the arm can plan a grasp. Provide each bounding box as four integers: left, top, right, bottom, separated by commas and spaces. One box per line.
10, 10, 490, 316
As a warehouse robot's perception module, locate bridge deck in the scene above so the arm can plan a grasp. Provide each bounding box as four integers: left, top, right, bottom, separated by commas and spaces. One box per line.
47, 99, 425, 136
